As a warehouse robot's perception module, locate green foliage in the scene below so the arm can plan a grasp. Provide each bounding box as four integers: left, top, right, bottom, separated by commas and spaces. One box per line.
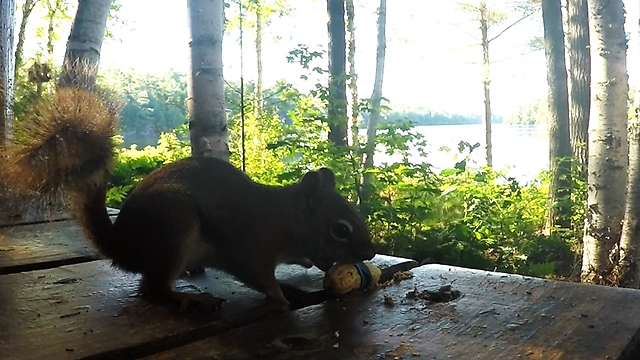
99, 59, 579, 280
225, 0, 292, 30
106, 131, 190, 207
365, 149, 567, 275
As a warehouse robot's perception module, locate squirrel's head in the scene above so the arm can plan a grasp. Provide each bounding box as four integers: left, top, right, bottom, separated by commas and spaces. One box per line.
295, 168, 376, 272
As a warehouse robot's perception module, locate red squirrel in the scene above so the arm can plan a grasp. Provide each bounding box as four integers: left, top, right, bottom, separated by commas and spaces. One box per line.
5, 87, 375, 311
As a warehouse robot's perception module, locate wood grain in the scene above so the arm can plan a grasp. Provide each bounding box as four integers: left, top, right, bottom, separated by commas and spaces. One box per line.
146, 264, 640, 360
0, 216, 119, 274
0, 255, 415, 360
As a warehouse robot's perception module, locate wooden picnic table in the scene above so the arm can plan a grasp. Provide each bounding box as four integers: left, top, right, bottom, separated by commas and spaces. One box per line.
1, 212, 640, 360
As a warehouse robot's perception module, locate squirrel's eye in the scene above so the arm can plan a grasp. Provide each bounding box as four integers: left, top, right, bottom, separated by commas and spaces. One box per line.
331, 220, 353, 241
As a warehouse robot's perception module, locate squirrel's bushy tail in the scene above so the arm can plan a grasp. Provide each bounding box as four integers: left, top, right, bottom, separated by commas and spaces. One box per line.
5, 87, 121, 257
8, 87, 119, 195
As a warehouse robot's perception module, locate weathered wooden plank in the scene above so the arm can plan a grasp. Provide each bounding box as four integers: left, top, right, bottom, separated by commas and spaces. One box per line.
0, 196, 71, 226
0, 255, 416, 360
145, 264, 640, 360
0, 215, 118, 274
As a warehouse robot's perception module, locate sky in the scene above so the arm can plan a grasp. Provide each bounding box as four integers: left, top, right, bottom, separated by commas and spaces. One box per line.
89, 0, 640, 117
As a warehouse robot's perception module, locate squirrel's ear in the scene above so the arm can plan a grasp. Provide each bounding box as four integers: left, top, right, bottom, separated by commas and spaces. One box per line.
300, 170, 328, 210
317, 168, 336, 189
300, 168, 336, 196
300, 170, 321, 197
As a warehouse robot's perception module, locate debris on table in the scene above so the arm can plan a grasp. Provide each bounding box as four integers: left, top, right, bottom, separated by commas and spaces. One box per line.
383, 294, 395, 307
380, 270, 414, 288
406, 284, 461, 303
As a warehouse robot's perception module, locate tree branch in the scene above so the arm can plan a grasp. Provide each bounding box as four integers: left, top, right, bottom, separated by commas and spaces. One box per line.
488, 11, 536, 43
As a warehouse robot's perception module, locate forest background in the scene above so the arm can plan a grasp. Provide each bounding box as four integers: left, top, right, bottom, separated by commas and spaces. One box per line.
8, 0, 640, 282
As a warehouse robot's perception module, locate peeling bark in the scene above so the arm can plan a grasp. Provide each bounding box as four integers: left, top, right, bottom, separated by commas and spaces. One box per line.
581, 0, 628, 285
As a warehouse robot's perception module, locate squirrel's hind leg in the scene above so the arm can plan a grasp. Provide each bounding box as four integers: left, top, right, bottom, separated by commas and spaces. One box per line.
139, 273, 226, 313
222, 259, 290, 311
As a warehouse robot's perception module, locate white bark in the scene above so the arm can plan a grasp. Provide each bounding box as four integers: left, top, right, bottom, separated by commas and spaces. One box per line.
581, 0, 628, 284
187, 0, 229, 160
60, 0, 112, 89
619, 93, 640, 287
1, 0, 16, 147
346, 0, 360, 150
617, 7, 640, 288
362, 0, 386, 199
480, 0, 492, 168
254, 0, 263, 118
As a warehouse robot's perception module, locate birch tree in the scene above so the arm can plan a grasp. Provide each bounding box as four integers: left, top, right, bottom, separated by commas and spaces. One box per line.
187, 0, 229, 159
479, 1, 493, 167
1, 0, 16, 147
346, 0, 360, 150
15, 0, 40, 81
227, 0, 289, 118
327, 0, 348, 146
362, 0, 386, 201
566, 0, 590, 177
253, 0, 263, 117
542, 0, 571, 230
46, 0, 70, 60
59, 0, 113, 89
581, 0, 628, 285
619, 85, 640, 287
460, 1, 540, 167
616, 8, 640, 288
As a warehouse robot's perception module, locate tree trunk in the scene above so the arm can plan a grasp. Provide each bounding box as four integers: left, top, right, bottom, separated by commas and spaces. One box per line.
566, 0, 590, 178
480, 1, 493, 168
581, 0, 629, 285
619, 89, 640, 287
542, 0, 572, 231
46, 0, 60, 59
187, 0, 229, 160
346, 0, 359, 150
362, 0, 386, 202
616, 11, 640, 288
59, 0, 112, 89
326, 0, 348, 147
0, 0, 16, 147
254, 0, 263, 118
15, 0, 39, 81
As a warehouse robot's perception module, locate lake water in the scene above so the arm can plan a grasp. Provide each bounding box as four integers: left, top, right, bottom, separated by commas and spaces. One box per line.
370, 124, 549, 181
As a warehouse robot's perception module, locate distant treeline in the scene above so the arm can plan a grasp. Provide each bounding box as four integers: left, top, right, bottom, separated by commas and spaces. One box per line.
95, 69, 515, 146
363, 107, 503, 127
505, 98, 547, 125
372, 111, 501, 126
